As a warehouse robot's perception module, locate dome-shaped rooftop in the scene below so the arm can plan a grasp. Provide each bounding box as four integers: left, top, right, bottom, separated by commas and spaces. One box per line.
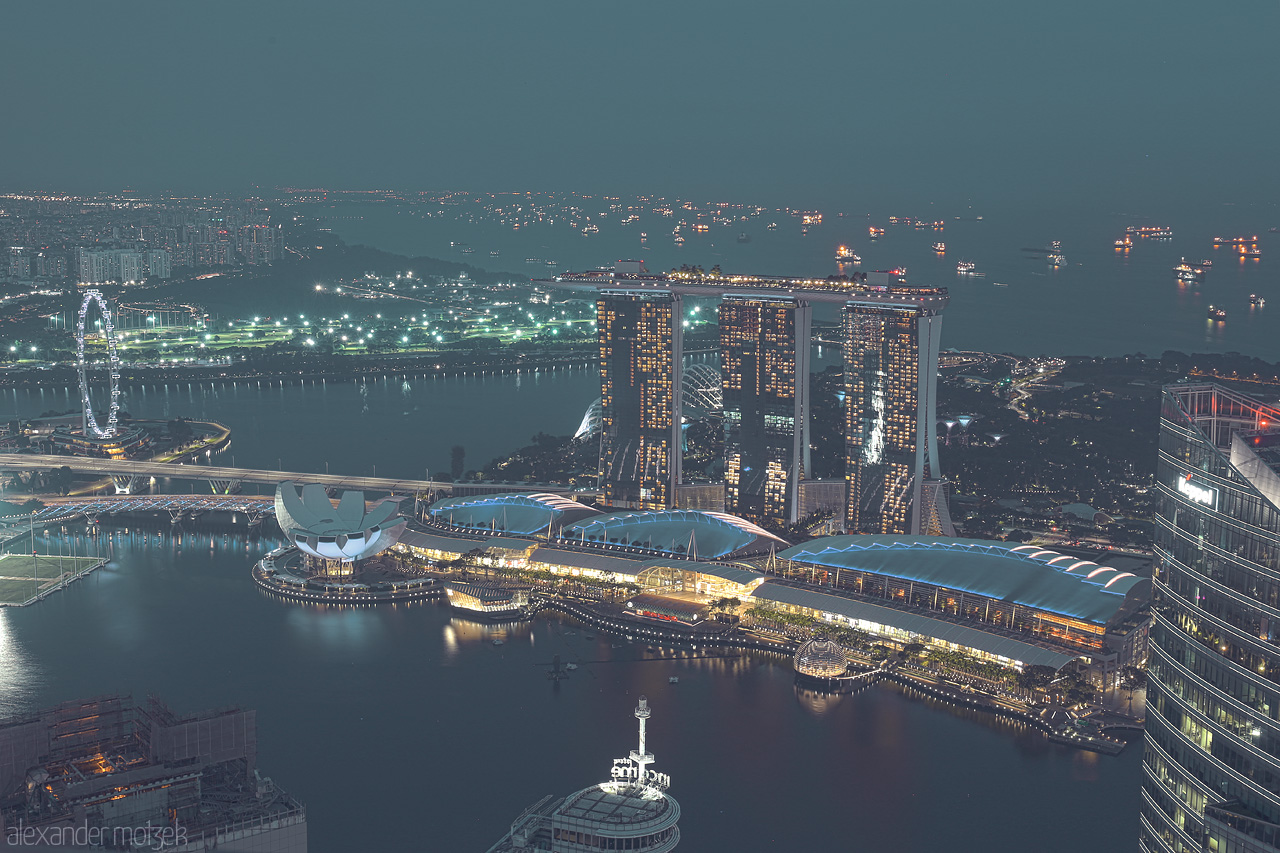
274, 481, 406, 563
794, 637, 849, 679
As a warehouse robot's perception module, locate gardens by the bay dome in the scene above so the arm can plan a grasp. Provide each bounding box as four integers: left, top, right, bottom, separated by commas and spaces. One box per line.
793, 637, 849, 679
274, 481, 406, 563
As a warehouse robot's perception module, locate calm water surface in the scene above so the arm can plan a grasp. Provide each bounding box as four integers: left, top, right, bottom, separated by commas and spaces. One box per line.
325, 202, 1279, 359
3, 367, 601, 479
0, 526, 1141, 852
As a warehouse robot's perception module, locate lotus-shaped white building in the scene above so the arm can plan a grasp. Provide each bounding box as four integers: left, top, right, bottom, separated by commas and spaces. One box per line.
274, 482, 407, 563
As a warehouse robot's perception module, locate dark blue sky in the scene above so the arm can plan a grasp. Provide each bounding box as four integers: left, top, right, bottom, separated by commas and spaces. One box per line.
5, 1, 1277, 211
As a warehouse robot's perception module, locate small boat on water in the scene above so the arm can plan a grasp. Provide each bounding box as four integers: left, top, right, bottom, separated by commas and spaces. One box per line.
668, 677, 680, 684
956, 260, 976, 274
1208, 305, 1227, 321
493, 639, 504, 646
1250, 294, 1266, 306
932, 242, 945, 252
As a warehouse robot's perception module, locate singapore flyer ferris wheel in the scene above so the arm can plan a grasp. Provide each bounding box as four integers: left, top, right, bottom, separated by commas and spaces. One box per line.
75, 289, 123, 439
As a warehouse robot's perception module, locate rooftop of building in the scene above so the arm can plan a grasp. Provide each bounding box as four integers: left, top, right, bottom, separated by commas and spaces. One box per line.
559, 782, 677, 828
427, 492, 601, 535
563, 509, 788, 560
778, 535, 1149, 626
753, 581, 1079, 670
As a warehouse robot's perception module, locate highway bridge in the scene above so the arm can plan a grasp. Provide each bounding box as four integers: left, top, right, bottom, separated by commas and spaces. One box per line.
0, 454, 595, 498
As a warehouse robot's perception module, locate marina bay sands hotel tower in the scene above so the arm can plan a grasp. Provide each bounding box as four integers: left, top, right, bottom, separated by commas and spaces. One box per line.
548, 262, 952, 535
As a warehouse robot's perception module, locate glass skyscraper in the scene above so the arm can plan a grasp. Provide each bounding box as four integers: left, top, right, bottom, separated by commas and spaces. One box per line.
718, 296, 811, 524
843, 291, 950, 536
597, 290, 682, 510
1142, 383, 1280, 853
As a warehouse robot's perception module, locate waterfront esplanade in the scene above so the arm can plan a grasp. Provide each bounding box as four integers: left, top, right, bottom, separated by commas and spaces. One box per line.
542, 261, 951, 535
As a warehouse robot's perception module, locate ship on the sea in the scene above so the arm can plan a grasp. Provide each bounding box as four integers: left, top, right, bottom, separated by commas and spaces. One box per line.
1250, 293, 1266, 306
932, 242, 945, 253
1208, 305, 1227, 321
487, 697, 680, 852
737, 232, 752, 243
956, 260, 976, 274
1173, 258, 1206, 281
868, 226, 885, 238
835, 245, 859, 261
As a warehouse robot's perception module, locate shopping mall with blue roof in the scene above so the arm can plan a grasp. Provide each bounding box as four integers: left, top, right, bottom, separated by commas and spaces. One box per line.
400, 493, 1150, 682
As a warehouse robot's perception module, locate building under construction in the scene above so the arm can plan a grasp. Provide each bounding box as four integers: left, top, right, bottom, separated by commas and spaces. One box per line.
0, 694, 305, 852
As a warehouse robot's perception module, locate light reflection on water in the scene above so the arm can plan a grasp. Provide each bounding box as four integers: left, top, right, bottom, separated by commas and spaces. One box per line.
0, 609, 43, 717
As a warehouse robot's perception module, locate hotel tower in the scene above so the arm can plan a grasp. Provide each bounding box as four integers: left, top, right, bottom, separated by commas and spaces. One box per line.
719, 296, 812, 524
843, 290, 951, 536
596, 289, 683, 510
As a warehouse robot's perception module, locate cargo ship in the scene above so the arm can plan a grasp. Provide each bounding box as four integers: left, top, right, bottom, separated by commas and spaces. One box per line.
1174, 259, 1206, 281
1207, 305, 1226, 321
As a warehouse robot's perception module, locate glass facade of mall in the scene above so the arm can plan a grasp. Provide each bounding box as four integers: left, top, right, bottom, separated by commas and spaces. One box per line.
1142, 384, 1280, 853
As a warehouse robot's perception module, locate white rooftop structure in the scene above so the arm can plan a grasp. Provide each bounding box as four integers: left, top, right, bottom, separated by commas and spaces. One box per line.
274, 481, 406, 563
487, 698, 680, 852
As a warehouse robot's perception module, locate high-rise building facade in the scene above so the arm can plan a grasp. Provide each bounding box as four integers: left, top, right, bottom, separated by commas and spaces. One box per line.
843, 284, 951, 536
1142, 383, 1280, 853
719, 296, 811, 524
146, 248, 172, 279
597, 290, 682, 510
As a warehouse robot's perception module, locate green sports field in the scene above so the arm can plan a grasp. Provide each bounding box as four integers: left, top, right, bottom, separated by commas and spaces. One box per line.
0, 554, 103, 605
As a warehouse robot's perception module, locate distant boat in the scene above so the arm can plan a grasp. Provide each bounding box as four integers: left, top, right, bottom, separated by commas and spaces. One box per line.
461, 247, 476, 254
737, 232, 752, 243
489, 250, 500, 256
492, 639, 504, 646
668, 676, 680, 684
956, 260, 976, 274
1208, 305, 1227, 321
1250, 293, 1266, 305
545, 260, 558, 266
932, 242, 945, 253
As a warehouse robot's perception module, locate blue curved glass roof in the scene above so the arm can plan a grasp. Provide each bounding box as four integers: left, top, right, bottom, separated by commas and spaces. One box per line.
778, 535, 1148, 625
429, 493, 601, 535
563, 510, 788, 560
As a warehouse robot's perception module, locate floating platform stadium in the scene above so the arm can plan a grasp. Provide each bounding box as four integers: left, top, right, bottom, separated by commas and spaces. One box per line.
0, 553, 105, 606
399, 493, 1152, 687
